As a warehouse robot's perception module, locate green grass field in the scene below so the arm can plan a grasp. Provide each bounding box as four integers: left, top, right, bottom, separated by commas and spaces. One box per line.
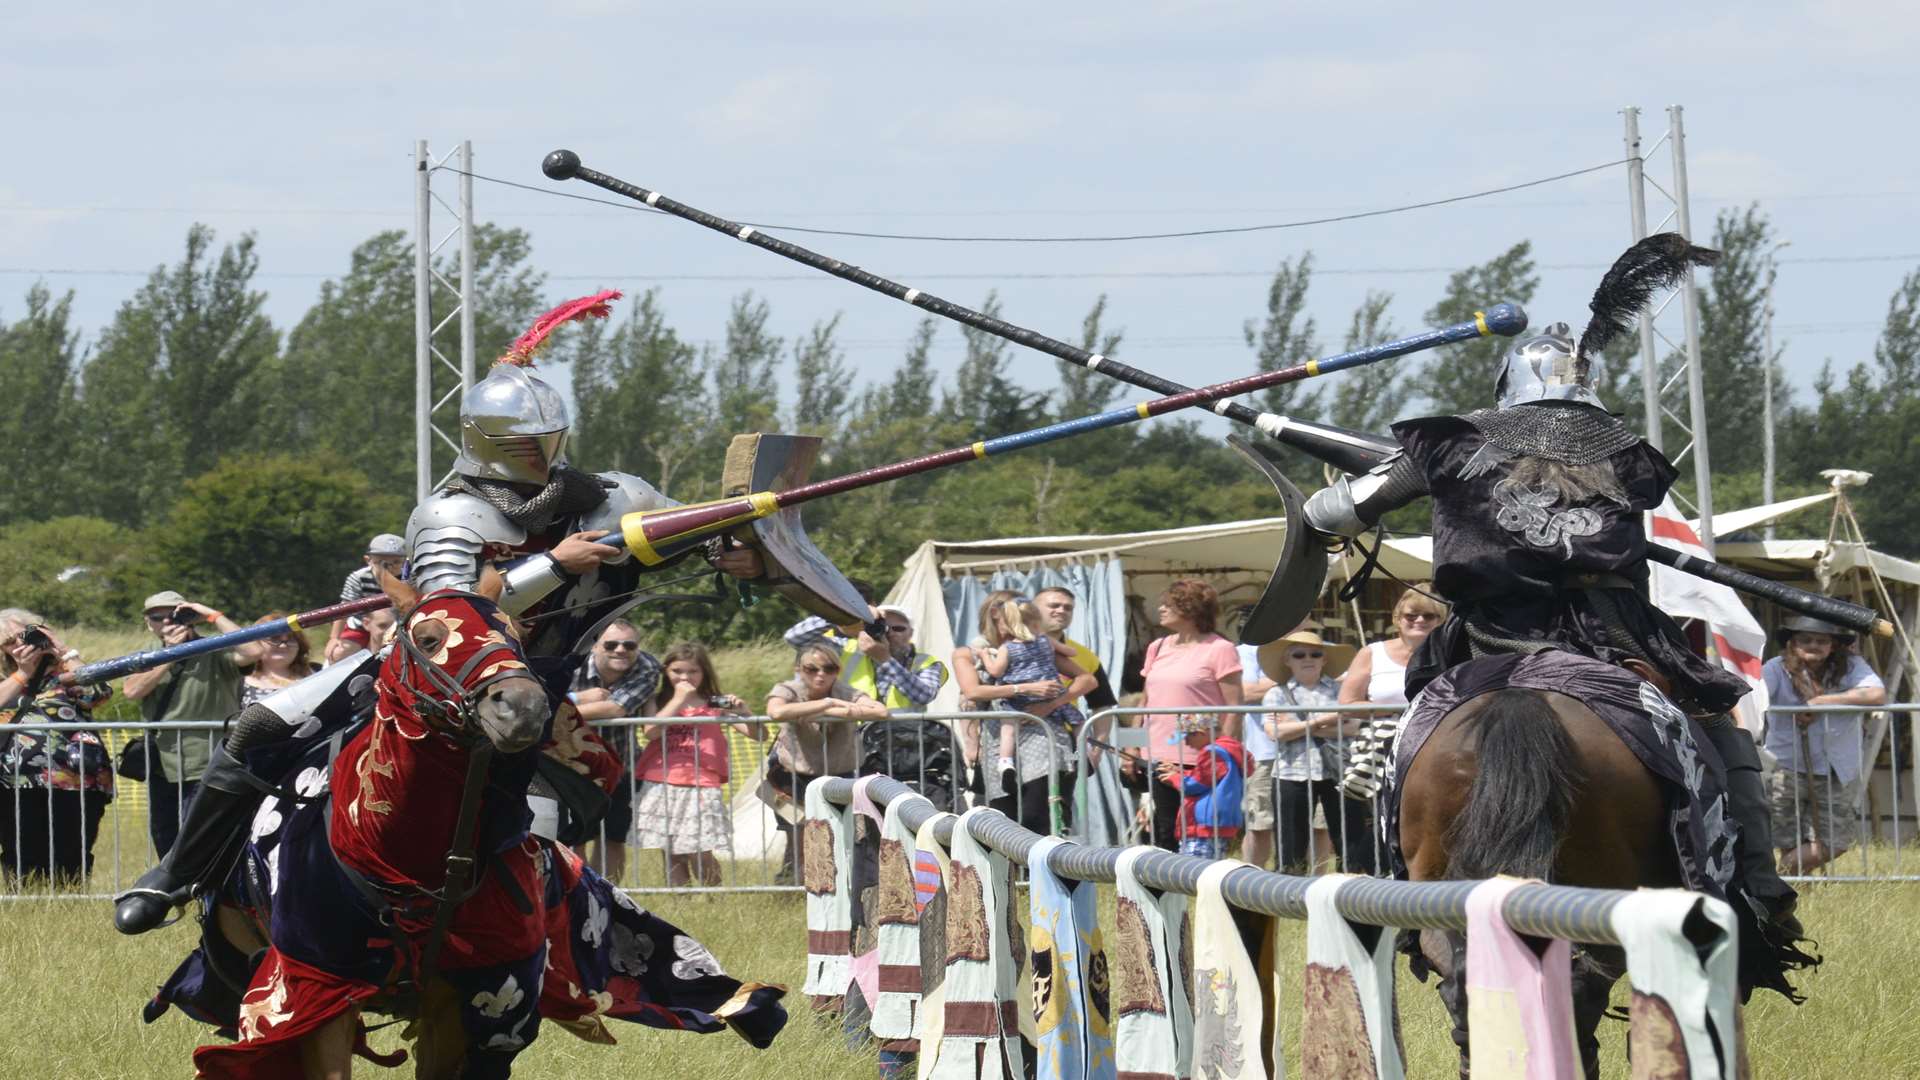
17, 632, 1920, 1076
3, 876, 1916, 1079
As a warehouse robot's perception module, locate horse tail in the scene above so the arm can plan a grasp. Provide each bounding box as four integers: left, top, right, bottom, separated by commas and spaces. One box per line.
1446, 689, 1585, 881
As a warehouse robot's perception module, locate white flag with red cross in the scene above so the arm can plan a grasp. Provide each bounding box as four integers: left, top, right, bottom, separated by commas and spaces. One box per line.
1646, 497, 1771, 734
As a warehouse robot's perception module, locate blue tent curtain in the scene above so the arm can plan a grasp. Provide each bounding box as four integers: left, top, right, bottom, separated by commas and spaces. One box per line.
940, 558, 1126, 677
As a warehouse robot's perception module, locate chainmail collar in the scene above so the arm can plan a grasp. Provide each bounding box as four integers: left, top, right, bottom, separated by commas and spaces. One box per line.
1458, 402, 1640, 465
448, 465, 610, 532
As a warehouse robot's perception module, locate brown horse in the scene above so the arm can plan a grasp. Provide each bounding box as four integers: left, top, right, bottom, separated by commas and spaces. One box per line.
1398, 683, 1682, 1079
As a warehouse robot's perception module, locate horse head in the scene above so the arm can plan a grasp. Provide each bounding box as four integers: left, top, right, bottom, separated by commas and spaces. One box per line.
374, 565, 549, 754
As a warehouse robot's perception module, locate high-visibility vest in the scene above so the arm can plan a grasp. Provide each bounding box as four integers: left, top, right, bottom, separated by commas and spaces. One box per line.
838, 638, 944, 711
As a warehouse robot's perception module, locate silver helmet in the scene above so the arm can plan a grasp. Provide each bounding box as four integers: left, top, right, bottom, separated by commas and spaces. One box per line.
1493, 322, 1605, 410
455, 365, 571, 486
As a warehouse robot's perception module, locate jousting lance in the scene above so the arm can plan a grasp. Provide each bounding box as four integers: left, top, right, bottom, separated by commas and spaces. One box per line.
63, 307, 1517, 686
608, 307, 1523, 566
540, 151, 1897, 639
542, 149, 1401, 474
63, 596, 393, 686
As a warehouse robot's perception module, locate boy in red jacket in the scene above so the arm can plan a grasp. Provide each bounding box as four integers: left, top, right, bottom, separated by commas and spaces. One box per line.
1155, 716, 1247, 860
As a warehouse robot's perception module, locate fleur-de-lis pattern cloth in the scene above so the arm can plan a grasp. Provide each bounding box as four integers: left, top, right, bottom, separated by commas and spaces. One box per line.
1111, 846, 1193, 1080
169, 793, 786, 1078
874, 791, 936, 1047
926, 807, 1028, 1080
1606, 890, 1745, 1080
1464, 877, 1579, 1080
1301, 875, 1405, 1080
146, 590, 786, 1077
1027, 835, 1115, 1080
803, 776, 857, 1006
1189, 860, 1269, 1080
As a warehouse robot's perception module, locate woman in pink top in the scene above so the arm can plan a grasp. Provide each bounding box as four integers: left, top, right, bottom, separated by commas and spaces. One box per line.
632, 643, 758, 886
1125, 579, 1243, 849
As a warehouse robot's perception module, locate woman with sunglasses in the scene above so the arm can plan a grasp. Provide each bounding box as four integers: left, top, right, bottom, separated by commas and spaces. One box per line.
1, 609, 114, 885
1257, 629, 1370, 874
1339, 586, 1447, 714
764, 642, 887, 881
1335, 586, 1447, 813
241, 614, 320, 707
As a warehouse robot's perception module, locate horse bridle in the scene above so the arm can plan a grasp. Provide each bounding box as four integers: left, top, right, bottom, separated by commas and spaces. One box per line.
377, 592, 542, 992
390, 594, 531, 744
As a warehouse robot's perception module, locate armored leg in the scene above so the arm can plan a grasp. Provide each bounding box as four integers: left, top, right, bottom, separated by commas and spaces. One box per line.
112, 740, 267, 934
1697, 713, 1801, 939
113, 658, 376, 934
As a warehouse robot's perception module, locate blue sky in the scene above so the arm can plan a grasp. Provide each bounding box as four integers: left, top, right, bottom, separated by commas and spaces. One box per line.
4, 1, 1915, 443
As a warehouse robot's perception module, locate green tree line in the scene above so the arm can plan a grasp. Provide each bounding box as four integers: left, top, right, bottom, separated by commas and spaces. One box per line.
1, 210, 1913, 635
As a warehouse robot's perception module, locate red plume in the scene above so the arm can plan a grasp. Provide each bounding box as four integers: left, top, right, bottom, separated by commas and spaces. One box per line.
499, 289, 623, 367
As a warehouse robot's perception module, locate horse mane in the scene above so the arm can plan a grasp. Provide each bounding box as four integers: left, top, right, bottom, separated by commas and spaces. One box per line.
1445, 689, 1587, 881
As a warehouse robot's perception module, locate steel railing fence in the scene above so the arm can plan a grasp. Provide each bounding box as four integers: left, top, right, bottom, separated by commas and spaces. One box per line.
1, 719, 221, 901
581, 712, 1057, 894
0, 713, 1061, 899
9, 701, 1915, 898
815, 771, 1746, 1078
1764, 703, 1918, 882
1078, 703, 1398, 874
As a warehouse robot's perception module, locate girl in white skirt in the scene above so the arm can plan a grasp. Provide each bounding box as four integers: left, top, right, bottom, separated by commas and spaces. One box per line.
631, 643, 759, 886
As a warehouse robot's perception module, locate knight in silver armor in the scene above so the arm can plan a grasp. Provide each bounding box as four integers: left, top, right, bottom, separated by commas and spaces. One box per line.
116, 297, 763, 934
1296, 234, 1801, 944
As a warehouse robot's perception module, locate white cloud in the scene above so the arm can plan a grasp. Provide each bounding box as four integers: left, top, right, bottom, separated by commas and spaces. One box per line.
692, 69, 836, 144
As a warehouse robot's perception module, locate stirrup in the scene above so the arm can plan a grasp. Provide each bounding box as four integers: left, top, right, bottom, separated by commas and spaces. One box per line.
111, 886, 190, 931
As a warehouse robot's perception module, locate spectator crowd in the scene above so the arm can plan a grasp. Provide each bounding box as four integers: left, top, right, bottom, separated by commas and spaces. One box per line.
0, 538, 1899, 891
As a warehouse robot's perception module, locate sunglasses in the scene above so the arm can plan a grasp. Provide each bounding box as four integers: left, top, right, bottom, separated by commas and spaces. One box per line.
800, 664, 840, 676
1289, 650, 1325, 660
885, 624, 912, 635
264, 634, 299, 646
1397, 612, 1440, 623
601, 641, 641, 652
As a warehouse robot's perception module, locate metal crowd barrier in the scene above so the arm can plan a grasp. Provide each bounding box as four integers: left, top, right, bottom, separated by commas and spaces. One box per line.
9, 700, 1911, 898
1764, 703, 1918, 882
1079, 703, 1399, 874
0, 719, 221, 900
580, 712, 1059, 894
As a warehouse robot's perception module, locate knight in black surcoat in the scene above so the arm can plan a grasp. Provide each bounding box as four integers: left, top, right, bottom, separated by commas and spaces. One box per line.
1303, 235, 1801, 942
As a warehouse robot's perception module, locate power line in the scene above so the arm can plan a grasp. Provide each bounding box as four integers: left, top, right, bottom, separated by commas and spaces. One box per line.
1, 253, 1912, 283
443, 160, 1636, 242
1, 188, 1913, 222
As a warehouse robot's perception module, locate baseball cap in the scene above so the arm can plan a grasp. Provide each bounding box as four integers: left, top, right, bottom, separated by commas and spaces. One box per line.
143, 590, 188, 613
366, 534, 405, 557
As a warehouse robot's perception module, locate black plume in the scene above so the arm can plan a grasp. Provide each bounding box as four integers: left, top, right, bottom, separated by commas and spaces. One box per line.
1576, 233, 1720, 361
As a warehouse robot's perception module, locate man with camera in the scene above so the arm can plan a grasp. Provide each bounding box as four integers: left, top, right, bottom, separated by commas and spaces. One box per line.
121, 590, 264, 858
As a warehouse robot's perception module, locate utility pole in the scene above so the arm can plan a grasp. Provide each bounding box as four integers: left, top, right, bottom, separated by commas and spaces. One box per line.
413, 140, 478, 503
1621, 104, 1715, 551
1763, 239, 1792, 541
